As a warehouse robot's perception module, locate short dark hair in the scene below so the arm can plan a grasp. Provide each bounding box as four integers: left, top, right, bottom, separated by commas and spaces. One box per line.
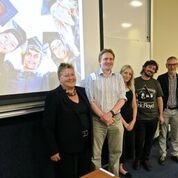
26, 36, 43, 54
98, 49, 115, 62
141, 60, 159, 74
21, 37, 43, 67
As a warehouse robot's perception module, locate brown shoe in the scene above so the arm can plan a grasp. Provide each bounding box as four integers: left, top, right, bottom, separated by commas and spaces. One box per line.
142, 160, 152, 171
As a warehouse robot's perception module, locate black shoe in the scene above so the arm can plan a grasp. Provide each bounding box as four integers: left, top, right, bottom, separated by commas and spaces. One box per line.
120, 172, 132, 177
133, 160, 141, 170
159, 155, 166, 165
142, 160, 152, 171
171, 155, 178, 162
124, 172, 132, 177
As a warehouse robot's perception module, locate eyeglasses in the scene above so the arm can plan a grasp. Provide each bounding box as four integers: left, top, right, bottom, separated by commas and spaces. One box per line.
167, 63, 178, 66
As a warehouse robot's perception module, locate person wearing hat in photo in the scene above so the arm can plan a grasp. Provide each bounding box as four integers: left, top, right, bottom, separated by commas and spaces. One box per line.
22, 36, 44, 72
0, 21, 27, 94
43, 32, 73, 66
1, 36, 50, 95
0, 21, 26, 59
43, 31, 81, 83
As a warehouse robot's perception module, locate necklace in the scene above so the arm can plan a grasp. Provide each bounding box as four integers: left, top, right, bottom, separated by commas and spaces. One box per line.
66, 88, 77, 96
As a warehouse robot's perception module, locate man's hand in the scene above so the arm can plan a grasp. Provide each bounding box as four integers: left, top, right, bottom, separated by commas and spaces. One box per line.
50, 153, 61, 162
100, 112, 115, 126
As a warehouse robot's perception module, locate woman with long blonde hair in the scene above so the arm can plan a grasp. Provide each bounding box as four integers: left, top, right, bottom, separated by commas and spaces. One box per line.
119, 65, 137, 177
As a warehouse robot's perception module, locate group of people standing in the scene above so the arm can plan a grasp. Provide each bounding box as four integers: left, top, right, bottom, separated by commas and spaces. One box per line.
42, 49, 178, 178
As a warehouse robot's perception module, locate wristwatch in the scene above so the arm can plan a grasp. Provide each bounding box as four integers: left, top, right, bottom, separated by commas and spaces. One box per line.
110, 110, 116, 117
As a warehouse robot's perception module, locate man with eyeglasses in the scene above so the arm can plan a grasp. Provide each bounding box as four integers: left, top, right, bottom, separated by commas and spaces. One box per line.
158, 56, 178, 165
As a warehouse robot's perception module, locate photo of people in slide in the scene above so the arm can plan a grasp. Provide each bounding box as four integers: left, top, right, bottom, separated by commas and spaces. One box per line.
0, 0, 82, 95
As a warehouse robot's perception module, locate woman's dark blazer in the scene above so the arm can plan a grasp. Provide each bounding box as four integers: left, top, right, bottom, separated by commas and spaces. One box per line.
43, 85, 92, 156
157, 72, 178, 109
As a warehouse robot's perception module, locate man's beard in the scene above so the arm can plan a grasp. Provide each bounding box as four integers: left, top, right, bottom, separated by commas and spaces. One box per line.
144, 71, 153, 78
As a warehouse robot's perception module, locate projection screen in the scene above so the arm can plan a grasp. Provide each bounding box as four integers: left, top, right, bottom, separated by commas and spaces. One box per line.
0, 0, 84, 96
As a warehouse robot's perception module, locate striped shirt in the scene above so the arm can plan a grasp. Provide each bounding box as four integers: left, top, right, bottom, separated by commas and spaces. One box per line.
85, 68, 126, 113
167, 77, 177, 107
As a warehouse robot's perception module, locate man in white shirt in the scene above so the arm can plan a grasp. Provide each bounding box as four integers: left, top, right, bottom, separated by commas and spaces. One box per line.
85, 49, 126, 176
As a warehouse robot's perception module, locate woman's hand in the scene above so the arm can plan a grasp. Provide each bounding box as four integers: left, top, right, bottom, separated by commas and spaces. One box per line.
126, 122, 134, 131
126, 120, 136, 131
50, 153, 61, 162
121, 117, 129, 128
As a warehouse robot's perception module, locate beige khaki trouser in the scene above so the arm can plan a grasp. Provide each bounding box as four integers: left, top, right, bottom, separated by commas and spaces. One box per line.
92, 115, 124, 176
159, 108, 178, 157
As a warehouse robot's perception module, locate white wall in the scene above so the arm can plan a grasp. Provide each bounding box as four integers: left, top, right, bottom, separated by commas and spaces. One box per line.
82, 0, 151, 78
152, 0, 178, 75
82, 0, 101, 77
103, 0, 150, 77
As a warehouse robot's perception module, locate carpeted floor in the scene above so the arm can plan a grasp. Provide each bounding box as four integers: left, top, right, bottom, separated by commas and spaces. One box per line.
0, 115, 178, 178
123, 141, 178, 178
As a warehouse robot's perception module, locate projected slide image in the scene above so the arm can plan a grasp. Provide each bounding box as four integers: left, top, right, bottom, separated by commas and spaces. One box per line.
0, 0, 83, 95
0, 0, 18, 26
